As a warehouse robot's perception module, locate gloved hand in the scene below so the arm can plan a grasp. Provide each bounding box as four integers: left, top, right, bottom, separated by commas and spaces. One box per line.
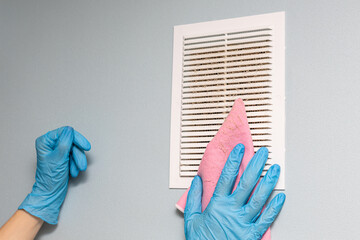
19, 126, 91, 224
184, 144, 285, 240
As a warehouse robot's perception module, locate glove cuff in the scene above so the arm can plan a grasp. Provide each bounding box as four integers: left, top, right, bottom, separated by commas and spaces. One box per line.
19, 190, 64, 225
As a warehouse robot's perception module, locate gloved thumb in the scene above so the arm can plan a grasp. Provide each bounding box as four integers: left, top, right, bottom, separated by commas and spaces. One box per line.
184, 175, 203, 221
54, 126, 74, 156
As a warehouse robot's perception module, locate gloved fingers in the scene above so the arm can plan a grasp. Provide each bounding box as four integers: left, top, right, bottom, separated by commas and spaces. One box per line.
254, 193, 286, 235
71, 145, 87, 171
74, 130, 91, 151
45, 126, 65, 142
35, 127, 64, 152
184, 176, 203, 221
213, 143, 244, 197
54, 126, 74, 156
43, 127, 91, 151
241, 164, 280, 222
69, 154, 80, 178
232, 147, 268, 206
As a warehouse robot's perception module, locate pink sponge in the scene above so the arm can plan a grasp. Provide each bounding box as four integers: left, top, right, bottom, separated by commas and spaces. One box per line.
176, 98, 271, 240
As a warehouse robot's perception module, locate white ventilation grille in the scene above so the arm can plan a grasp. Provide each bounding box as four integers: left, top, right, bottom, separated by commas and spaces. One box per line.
169, 12, 285, 189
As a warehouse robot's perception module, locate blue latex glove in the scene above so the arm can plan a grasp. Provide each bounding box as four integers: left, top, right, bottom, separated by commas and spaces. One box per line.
19, 126, 91, 224
184, 144, 285, 240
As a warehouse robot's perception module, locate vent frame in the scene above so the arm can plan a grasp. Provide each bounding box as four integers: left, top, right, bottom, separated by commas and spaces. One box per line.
169, 12, 285, 189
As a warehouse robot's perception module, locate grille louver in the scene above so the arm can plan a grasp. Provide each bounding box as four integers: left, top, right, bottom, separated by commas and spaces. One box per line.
181, 29, 274, 177
170, 12, 285, 189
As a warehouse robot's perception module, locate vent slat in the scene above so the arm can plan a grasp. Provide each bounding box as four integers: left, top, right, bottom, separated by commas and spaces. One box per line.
180, 139, 214, 144
227, 29, 272, 38
183, 64, 271, 77
181, 99, 272, 110
181, 148, 206, 154
252, 141, 272, 146
184, 41, 225, 50
182, 87, 272, 99
180, 154, 204, 159
180, 172, 198, 177
181, 130, 218, 137
184, 46, 226, 55
226, 42, 272, 51
245, 104, 273, 111
184, 35, 226, 45
181, 123, 273, 133
182, 108, 230, 115
181, 119, 225, 126
249, 123, 273, 129
183, 48, 272, 61
182, 93, 272, 104
250, 128, 272, 135
181, 125, 221, 132
181, 110, 273, 120
184, 53, 272, 66
181, 165, 199, 171
246, 110, 273, 117
252, 135, 272, 141
182, 107, 274, 115
226, 36, 272, 45
183, 29, 272, 45
180, 170, 269, 177
181, 137, 213, 143
180, 160, 202, 165
183, 76, 272, 88
254, 146, 273, 151
181, 143, 208, 149
184, 41, 273, 55
181, 112, 272, 121
183, 58, 271, 71
183, 71, 272, 82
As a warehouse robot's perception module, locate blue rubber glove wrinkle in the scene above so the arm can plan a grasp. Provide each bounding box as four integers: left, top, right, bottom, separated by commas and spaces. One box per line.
184, 144, 286, 240
19, 126, 91, 224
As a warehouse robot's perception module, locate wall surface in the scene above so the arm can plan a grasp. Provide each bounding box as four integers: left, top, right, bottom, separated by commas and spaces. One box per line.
1, 0, 360, 239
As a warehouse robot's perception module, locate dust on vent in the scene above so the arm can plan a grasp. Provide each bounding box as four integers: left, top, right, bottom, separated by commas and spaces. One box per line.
169, 12, 285, 190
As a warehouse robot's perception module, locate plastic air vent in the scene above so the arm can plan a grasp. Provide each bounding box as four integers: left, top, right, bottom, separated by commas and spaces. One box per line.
169, 12, 285, 189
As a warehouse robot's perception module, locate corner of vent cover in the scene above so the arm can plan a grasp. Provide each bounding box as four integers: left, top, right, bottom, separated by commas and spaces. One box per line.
169, 12, 285, 190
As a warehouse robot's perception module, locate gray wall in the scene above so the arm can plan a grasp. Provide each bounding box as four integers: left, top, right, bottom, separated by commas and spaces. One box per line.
1, 0, 359, 239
